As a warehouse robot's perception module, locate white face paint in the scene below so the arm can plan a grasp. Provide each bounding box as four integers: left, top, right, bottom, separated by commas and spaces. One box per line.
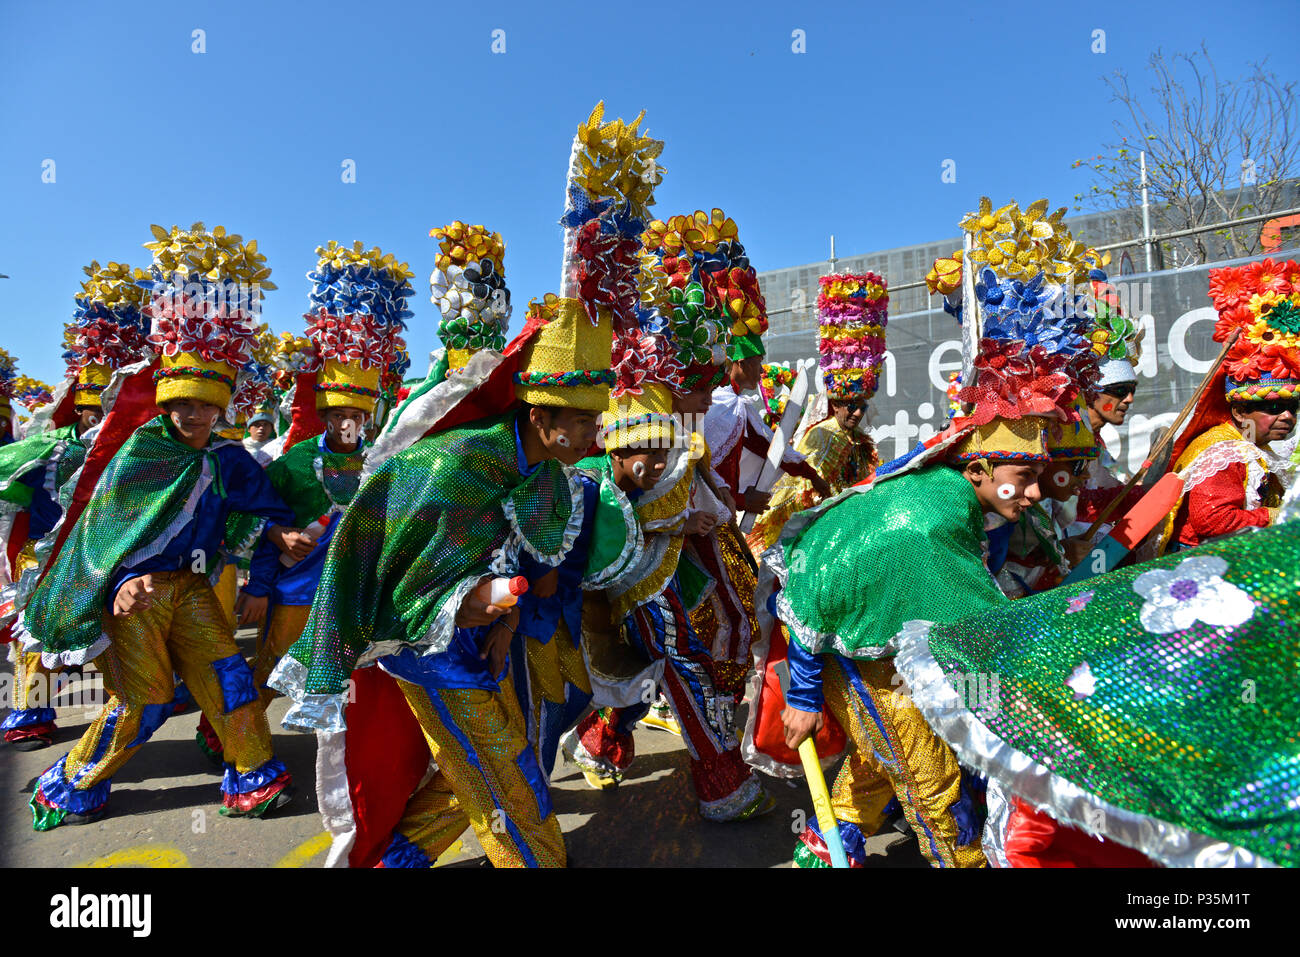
996, 482, 1017, 501
1052, 470, 1071, 488
554, 432, 572, 448
86, 413, 100, 427
631, 460, 646, 480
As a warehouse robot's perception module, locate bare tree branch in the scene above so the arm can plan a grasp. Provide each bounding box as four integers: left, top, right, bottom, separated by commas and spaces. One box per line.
1073, 44, 1300, 265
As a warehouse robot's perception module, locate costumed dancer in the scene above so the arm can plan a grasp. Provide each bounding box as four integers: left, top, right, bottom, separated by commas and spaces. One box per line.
196, 246, 414, 762
1070, 275, 1148, 536
776, 197, 1090, 868
514, 328, 664, 781
890, 480, 1300, 868
565, 211, 774, 820
1, 263, 150, 748
269, 103, 664, 868
232, 325, 279, 467
242, 399, 278, 464
1150, 258, 1299, 554
992, 395, 1101, 598
248, 241, 413, 706
679, 211, 828, 714
23, 223, 304, 829
270, 293, 613, 868
748, 272, 887, 552
741, 272, 889, 784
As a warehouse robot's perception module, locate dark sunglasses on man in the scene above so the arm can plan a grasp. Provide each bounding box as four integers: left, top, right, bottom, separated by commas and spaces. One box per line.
1099, 382, 1137, 400
1249, 398, 1300, 416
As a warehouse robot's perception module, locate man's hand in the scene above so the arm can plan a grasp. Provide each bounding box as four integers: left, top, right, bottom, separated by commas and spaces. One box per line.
718, 487, 737, 515
480, 607, 520, 675
1062, 536, 1093, 568
684, 511, 718, 536
267, 525, 314, 561
531, 568, 560, 599
781, 705, 824, 751
742, 487, 772, 513
235, 591, 269, 627
113, 574, 155, 617
809, 474, 832, 499
456, 586, 509, 628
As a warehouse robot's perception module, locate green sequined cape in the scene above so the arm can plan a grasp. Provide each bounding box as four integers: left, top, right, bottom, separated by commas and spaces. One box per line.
275, 412, 585, 717
226, 436, 364, 554
0, 424, 79, 509
19, 417, 238, 664
893, 518, 1300, 867
777, 465, 1007, 659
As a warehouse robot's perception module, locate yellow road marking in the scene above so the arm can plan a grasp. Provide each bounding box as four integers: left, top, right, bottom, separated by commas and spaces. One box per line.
76, 846, 191, 868
273, 831, 333, 868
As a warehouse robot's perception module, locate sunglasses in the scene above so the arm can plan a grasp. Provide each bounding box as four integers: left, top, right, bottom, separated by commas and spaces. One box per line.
1099, 383, 1137, 399
1249, 398, 1300, 416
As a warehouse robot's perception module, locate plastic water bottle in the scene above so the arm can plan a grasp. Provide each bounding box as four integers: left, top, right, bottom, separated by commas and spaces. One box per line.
471, 575, 529, 608
279, 514, 332, 567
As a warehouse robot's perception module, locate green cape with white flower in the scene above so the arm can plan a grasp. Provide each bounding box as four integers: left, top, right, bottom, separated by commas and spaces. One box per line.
892, 516, 1300, 867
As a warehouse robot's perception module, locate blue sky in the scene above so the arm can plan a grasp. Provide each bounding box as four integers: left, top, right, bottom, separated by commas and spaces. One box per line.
3, 0, 1296, 384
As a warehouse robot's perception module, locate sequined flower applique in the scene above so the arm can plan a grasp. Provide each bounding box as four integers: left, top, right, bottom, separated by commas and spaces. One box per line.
1132, 556, 1255, 636
1065, 590, 1094, 614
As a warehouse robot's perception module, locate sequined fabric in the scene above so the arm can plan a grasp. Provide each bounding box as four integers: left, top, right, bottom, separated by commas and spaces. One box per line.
820, 656, 986, 868
687, 523, 757, 697
22, 417, 242, 660
915, 519, 1300, 867
394, 676, 566, 868
284, 412, 580, 699
33, 571, 278, 822
751, 417, 875, 551
779, 465, 1007, 659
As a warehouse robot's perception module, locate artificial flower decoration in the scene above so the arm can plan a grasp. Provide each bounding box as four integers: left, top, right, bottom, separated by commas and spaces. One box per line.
817, 272, 889, 400
137, 225, 274, 371
665, 281, 726, 366
1207, 258, 1300, 399
428, 222, 506, 273
610, 328, 684, 398
0, 348, 18, 401
759, 363, 798, 427
430, 223, 511, 358
1065, 661, 1097, 700
14, 376, 54, 411
1132, 556, 1256, 636
303, 242, 412, 372
144, 222, 275, 290
925, 250, 964, 297
561, 104, 665, 334
63, 260, 153, 375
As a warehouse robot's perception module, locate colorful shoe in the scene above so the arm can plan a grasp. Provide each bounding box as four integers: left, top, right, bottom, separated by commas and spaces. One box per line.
639, 701, 681, 736
727, 790, 777, 822
194, 714, 224, 768
560, 728, 621, 789
6, 721, 56, 751
219, 760, 294, 818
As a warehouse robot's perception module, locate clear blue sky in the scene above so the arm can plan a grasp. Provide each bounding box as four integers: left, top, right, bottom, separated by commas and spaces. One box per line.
3, 0, 1296, 384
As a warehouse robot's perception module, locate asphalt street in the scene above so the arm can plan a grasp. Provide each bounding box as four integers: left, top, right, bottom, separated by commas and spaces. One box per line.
2, 629, 926, 869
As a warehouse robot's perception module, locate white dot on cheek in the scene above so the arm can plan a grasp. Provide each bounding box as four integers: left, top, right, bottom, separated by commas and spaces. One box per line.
1052, 471, 1071, 487
632, 461, 646, 479
554, 433, 571, 448
996, 482, 1017, 500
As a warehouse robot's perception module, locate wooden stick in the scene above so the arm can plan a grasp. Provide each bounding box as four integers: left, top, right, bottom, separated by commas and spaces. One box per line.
1080, 329, 1240, 541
